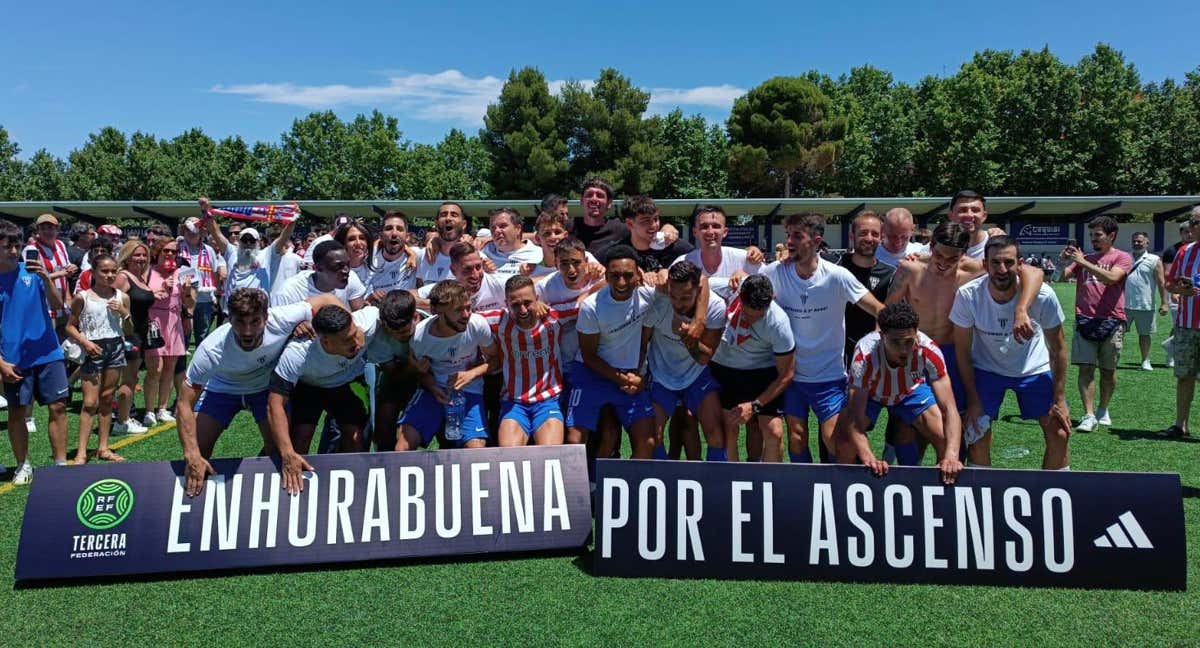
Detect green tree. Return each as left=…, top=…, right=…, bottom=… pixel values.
left=560, top=69, right=663, bottom=195
left=0, top=126, right=22, bottom=200
left=276, top=110, right=407, bottom=199
left=650, top=110, right=729, bottom=198
left=1127, top=72, right=1200, bottom=193
left=403, top=129, right=493, bottom=200
left=480, top=67, right=568, bottom=198
left=159, top=128, right=219, bottom=198
left=1074, top=43, right=1141, bottom=193
left=830, top=66, right=919, bottom=196
left=66, top=127, right=131, bottom=200
left=18, top=150, right=69, bottom=200
left=726, top=76, right=846, bottom=197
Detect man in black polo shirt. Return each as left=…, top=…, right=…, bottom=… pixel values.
left=614, top=194, right=693, bottom=270
left=568, top=177, right=629, bottom=259
left=838, top=211, right=895, bottom=364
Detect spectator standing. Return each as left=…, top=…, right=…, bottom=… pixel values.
left=1124, top=232, right=1169, bottom=370
left=65, top=222, right=94, bottom=291
left=1061, top=216, right=1132, bottom=432
left=1160, top=214, right=1200, bottom=438
left=178, top=217, right=225, bottom=346
left=142, top=239, right=195, bottom=428
left=1162, top=217, right=1197, bottom=368
left=112, top=240, right=153, bottom=434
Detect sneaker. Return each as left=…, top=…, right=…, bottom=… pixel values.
left=1097, top=410, right=1112, bottom=426
left=142, top=412, right=157, bottom=428
left=12, top=462, right=33, bottom=485
left=114, top=418, right=148, bottom=435
left=156, top=408, right=176, bottom=423
left=1141, top=360, right=1153, bottom=371
left=54, top=459, right=68, bottom=467
left=25, top=417, right=36, bottom=432
left=1076, top=414, right=1098, bottom=433
left=1158, top=425, right=1189, bottom=439
left=0, top=394, right=6, bottom=409
left=1167, top=358, right=1176, bottom=368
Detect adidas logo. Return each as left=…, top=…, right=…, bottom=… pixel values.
left=1092, top=511, right=1153, bottom=549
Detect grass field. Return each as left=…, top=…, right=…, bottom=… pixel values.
left=0, top=284, right=1197, bottom=646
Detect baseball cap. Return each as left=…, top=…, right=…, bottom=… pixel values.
left=184, top=217, right=202, bottom=233
left=475, top=228, right=492, bottom=239
left=239, top=227, right=261, bottom=241
left=35, top=214, right=59, bottom=226
left=97, top=224, right=123, bottom=237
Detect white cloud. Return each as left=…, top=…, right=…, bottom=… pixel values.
left=213, top=70, right=744, bottom=126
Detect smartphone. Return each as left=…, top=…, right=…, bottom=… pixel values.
left=23, top=248, right=38, bottom=264
left=1066, top=239, right=1077, bottom=249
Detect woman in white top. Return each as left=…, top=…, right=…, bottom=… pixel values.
left=64, top=254, right=131, bottom=463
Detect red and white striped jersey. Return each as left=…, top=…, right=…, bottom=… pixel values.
left=849, top=330, right=947, bottom=406
left=494, top=311, right=564, bottom=403
left=29, top=239, right=70, bottom=317
left=1168, top=242, right=1200, bottom=330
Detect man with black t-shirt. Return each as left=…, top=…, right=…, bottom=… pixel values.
left=615, top=195, right=693, bottom=270
left=838, top=211, right=894, bottom=364
left=568, top=177, right=629, bottom=259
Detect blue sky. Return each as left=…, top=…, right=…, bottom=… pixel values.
left=2, top=0, right=1197, bottom=158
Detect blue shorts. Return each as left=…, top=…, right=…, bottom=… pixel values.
left=564, top=364, right=654, bottom=432
left=196, top=389, right=269, bottom=427
left=399, top=389, right=489, bottom=447
left=938, top=343, right=967, bottom=411
left=784, top=378, right=847, bottom=423
left=650, top=366, right=720, bottom=416
left=501, top=399, right=564, bottom=435
left=4, top=361, right=69, bottom=407
left=976, top=369, right=1054, bottom=420
left=865, top=382, right=937, bottom=427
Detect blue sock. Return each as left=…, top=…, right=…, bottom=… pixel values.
left=789, top=448, right=813, bottom=463
left=706, top=447, right=727, bottom=461
left=653, top=444, right=669, bottom=460
left=896, top=442, right=920, bottom=466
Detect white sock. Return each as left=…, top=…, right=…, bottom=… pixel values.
left=1056, top=465, right=1070, bottom=471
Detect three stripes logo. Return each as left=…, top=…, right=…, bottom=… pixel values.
left=1093, top=511, right=1153, bottom=549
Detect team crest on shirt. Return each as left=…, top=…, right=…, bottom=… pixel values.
left=21, top=275, right=31, bottom=287
left=256, top=356, right=267, bottom=365
left=869, top=277, right=880, bottom=289
left=910, top=371, right=920, bottom=383
left=799, top=293, right=809, bottom=306
left=999, top=317, right=1009, bottom=328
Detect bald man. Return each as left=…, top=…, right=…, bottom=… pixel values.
left=876, top=208, right=929, bottom=267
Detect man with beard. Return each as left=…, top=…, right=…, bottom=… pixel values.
left=178, top=215, right=226, bottom=344
left=397, top=280, right=500, bottom=451
left=838, top=211, right=895, bottom=363
left=480, top=208, right=542, bottom=277
left=198, top=197, right=297, bottom=311
left=27, top=214, right=75, bottom=333
left=267, top=302, right=410, bottom=492
left=415, top=241, right=507, bottom=322
left=948, top=190, right=991, bottom=260
left=177, top=288, right=340, bottom=496
left=567, top=177, right=628, bottom=258
left=643, top=261, right=727, bottom=461
left=494, top=275, right=566, bottom=446
left=270, top=240, right=367, bottom=311
left=569, top=245, right=657, bottom=469
left=363, top=290, right=420, bottom=451
left=886, top=223, right=1045, bottom=463
left=1124, top=231, right=1169, bottom=371
left=366, top=211, right=421, bottom=300
left=676, top=205, right=764, bottom=302
left=837, top=302, right=963, bottom=485
left=418, top=202, right=472, bottom=284
left=950, top=236, right=1071, bottom=469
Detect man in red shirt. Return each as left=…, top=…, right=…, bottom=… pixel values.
left=1061, top=216, right=1132, bottom=432
left=1161, top=210, right=1200, bottom=438
left=28, top=214, right=75, bottom=331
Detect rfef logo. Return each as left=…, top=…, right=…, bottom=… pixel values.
left=76, top=479, right=134, bottom=530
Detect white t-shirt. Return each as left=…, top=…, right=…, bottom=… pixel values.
left=186, top=302, right=312, bottom=395
left=350, top=263, right=371, bottom=287
left=645, top=291, right=727, bottom=390
left=409, top=313, right=494, bottom=395
left=222, top=246, right=273, bottom=310
left=268, top=251, right=305, bottom=300
left=874, top=241, right=929, bottom=268
left=535, top=270, right=598, bottom=366
left=303, top=234, right=334, bottom=261
left=417, top=251, right=453, bottom=283
left=948, top=275, right=1065, bottom=377
left=712, top=300, right=795, bottom=370
left=269, top=270, right=368, bottom=309
left=965, top=232, right=989, bottom=261
left=368, top=246, right=420, bottom=293
left=416, top=272, right=507, bottom=315
left=576, top=286, right=657, bottom=370
left=762, top=258, right=869, bottom=383
left=481, top=241, right=543, bottom=277
left=274, top=307, right=380, bottom=388
left=674, top=247, right=761, bottom=302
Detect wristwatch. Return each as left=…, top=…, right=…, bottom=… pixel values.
left=751, top=400, right=764, bottom=415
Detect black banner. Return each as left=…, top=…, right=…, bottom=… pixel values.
left=594, top=461, right=1186, bottom=590
left=16, top=446, right=591, bottom=582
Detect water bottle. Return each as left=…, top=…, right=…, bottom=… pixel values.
left=444, top=389, right=465, bottom=441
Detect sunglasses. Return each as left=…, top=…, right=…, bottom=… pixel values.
left=162, top=248, right=179, bottom=255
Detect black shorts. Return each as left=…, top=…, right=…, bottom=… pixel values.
left=289, top=382, right=368, bottom=429
left=709, top=362, right=784, bottom=416
left=79, top=337, right=128, bottom=376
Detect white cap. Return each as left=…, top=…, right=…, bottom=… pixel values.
left=184, top=217, right=202, bottom=234
left=475, top=228, right=492, bottom=239
left=239, top=227, right=261, bottom=241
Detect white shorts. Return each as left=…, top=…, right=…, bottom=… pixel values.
left=1127, top=309, right=1157, bottom=336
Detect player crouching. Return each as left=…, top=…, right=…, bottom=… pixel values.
left=835, top=302, right=964, bottom=485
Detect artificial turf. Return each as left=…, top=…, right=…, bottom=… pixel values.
left=0, top=284, right=1197, bottom=646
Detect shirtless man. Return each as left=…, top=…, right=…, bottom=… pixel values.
left=887, top=222, right=1045, bottom=460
